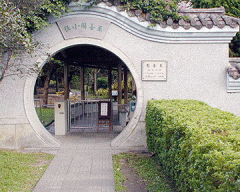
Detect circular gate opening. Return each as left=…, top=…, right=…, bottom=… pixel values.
left=34, top=44, right=137, bottom=135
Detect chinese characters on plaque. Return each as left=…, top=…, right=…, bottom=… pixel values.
left=57, top=17, right=110, bottom=40
left=142, top=60, right=167, bottom=81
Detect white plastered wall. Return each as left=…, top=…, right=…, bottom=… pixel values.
left=0, top=6, right=239, bottom=148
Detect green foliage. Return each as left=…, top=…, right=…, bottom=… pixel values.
left=0, top=0, right=34, bottom=52
left=71, top=75, right=81, bottom=89
left=97, top=77, right=108, bottom=89
left=191, top=0, right=240, bottom=17
left=24, top=0, right=72, bottom=33
left=0, top=0, right=72, bottom=51
left=0, top=149, right=54, bottom=191
left=96, top=88, right=109, bottom=97
left=230, top=32, right=240, bottom=57
left=0, top=0, right=73, bottom=82
left=146, top=99, right=240, bottom=191
left=96, top=0, right=186, bottom=22
left=125, top=0, right=181, bottom=21
left=112, top=82, right=123, bottom=90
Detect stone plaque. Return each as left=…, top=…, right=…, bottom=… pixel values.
left=57, top=17, right=111, bottom=40
left=142, top=60, right=167, bottom=81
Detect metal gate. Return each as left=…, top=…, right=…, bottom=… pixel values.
left=69, top=100, right=99, bottom=132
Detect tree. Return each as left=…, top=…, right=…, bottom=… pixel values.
left=190, top=0, right=239, bottom=16
left=0, top=0, right=72, bottom=84
left=40, top=59, right=62, bottom=106
left=0, top=0, right=36, bottom=83
left=230, top=33, right=240, bottom=57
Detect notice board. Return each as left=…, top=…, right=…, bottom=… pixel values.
left=98, top=101, right=111, bottom=119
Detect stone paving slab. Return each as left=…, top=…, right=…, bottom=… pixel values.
left=33, top=133, right=118, bottom=192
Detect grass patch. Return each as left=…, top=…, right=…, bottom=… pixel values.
left=113, top=152, right=176, bottom=192
left=35, top=108, right=54, bottom=126
left=113, top=154, right=127, bottom=192
left=0, top=149, right=54, bottom=192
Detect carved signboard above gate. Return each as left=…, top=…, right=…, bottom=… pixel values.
left=57, top=17, right=111, bottom=40
left=142, top=60, right=167, bottom=81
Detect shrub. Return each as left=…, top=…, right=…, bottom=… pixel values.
left=146, top=99, right=240, bottom=191
left=96, top=88, right=109, bottom=96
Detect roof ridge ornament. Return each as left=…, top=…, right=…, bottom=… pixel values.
left=179, top=7, right=226, bottom=15
left=228, top=58, right=240, bottom=80
left=227, top=65, right=240, bottom=80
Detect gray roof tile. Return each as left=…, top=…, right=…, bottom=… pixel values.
left=103, top=2, right=240, bottom=30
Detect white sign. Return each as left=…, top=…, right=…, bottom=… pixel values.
left=57, top=17, right=111, bottom=40
left=112, top=90, right=118, bottom=96
left=142, top=60, right=167, bottom=81
left=101, top=103, right=108, bottom=116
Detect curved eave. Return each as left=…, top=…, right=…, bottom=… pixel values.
left=49, top=2, right=239, bottom=44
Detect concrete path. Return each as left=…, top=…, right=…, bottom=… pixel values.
left=33, top=133, right=126, bottom=192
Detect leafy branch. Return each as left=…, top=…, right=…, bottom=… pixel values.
left=0, top=0, right=73, bottom=84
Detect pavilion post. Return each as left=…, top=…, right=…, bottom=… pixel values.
left=64, top=62, right=69, bottom=100
left=118, top=62, right=122, bottom=105
left=108, top=68, right=112, bottom=100
left=80, top=66, right=85, bottom=100
left=124, top=67, right=128, bottom=105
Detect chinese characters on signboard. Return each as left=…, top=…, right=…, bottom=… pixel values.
left=142, top=60, right=167, bottom=81
left=100, top=103, right=108, bottom=116
left=57, top=17, right=110, bottom=40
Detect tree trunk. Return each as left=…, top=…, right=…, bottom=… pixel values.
left=0, top=51, right=13, bottom=84
left=42, top=67, right=56, bottom=106
left=42, top=74, right=51, bottom=106
left=124, top=68, right=128, bottom=105
left=118, top=62, right=122, bottom=105
left=80, top=67, right=85, bottom=100
left=108, top=68, right=112, bottom=100
left=55, top=72, right=59, bottom=93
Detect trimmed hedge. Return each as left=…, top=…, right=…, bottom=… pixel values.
left=146, top=99, right=240, bottom=191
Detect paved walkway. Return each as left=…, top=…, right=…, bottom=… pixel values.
left=33, top=132, right=128, bottom=192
